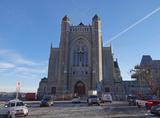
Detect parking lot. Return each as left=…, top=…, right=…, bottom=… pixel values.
left=0, top=101, right=160, bottom=118
left=23, top=101, right=159, bottom=118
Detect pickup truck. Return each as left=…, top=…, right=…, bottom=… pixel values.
left=136, top=96, right=160, bottom=109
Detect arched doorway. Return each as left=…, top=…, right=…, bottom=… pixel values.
left=74, top=81, right=85, bottom=96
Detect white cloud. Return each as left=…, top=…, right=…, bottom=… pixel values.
left=0, top=62, right=16, bottom=69
left=0, top=49, right=8, bottom=54
left=15, top=58, right=35, bottom=65
left=15, top=65, right=47, bottom=75
left=0, top=49, right=35, bottom=65
left=0, top=48, right=48, bottom=92
left=0, top=48, right=48, bottom=79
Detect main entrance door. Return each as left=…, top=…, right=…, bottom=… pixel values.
left=74, top=81, right=85, bottom=96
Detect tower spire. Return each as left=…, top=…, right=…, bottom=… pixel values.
left=62, top=15, right=70, bottom=22
left=49, top=42, right=53, bottom=58
left=92, top=14, right=101, bottom=21
left=50, top=42, right=53, bottom=49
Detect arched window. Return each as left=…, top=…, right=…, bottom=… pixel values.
left=84, top=47, right=88, bottom=66
left=72, top=40, right=88, bottom=67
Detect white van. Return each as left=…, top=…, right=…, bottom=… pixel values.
left=101, top=93, right=112, bottom=103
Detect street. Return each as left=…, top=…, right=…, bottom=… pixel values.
left=24, top=101, right=159, bottom=118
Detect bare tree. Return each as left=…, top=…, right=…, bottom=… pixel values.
left=131, top=65, right=157, bottom=95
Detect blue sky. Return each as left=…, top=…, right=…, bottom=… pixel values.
left=0, top=0, right=160, bottom=92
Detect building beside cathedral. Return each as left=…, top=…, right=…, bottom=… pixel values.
left=130, top=55, right=160, bottom=96
left=38, top=15, right=125, bottom=100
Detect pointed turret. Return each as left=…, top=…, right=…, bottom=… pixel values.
left=61, top=15, right=70, bottom=32
left=92, top=14, right=101, bottom=21
left=62, top=15, right=70, bottom=22
left=79, top=22, right=84, bottom=26
left=92, top=14, right=101, bottom=31
left=50, top=42, right=52, bottom=49
left=49, top=42, right=53, bottom=59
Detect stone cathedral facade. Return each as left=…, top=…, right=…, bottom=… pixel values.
left=38, top=15, right=125, bottom=100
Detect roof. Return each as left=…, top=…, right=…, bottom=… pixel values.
left=140, top=55, right=152, bottom=67
left=62, top=15, right=70, bottom=21
left=9, top=99, right=22, bottom=103
left=41, top=77, right=48, bottom=83
left=92, top=14, right=100, bottom=21
left=114, top=61, right=119, bottom=68
left=79, top=22, right=84, bottom=26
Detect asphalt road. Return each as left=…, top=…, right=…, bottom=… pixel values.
left=23, top=101, right=160, bottom=118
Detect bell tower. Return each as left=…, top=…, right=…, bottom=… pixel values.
left=57, top=16, right=70, bottom=95
left=91, top=14, right=103, bottom=89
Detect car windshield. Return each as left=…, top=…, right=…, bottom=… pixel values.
left=44, top=98, right=49, bottom=101
left=10, top=102, right=15, bottom=107
left=42, top=98, right=48, bottom=102
left=73, top=96, right=79, bottom=98
left=16, top=102, right=24, bottom=106
left=43, top=96, right=54, bottom=101
left=143, top=96, right=158, bottom=100
left=90, top=95, right=98, bottom=98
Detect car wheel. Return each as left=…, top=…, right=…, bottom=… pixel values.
left=137, top=103, right=141, bottom=108
left=128, top=102, right=131, bottom=105
left=7, top=113, right=12, bottom=118
left=145, top=103, right=150, bottom=110
left=24, top=113, right=28, bottom=117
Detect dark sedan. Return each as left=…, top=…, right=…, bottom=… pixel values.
left=150, top=104, right=160, bottom=116
left=40, top=95, right=54, bottom=107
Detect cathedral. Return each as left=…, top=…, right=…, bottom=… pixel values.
left=38, top=15, right=125, bottom=100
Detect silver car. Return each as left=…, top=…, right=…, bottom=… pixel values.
left=87, top=95, right=100, bottom=106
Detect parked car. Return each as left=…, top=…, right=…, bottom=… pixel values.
left=40, top=95, right=54, bottom=107
left=101, top=93, right=112, bottom=103
left=136, top=95, right=159, bottom=108
left=87, top=95, right=100, bottom=106
left=72, top=96, right=80, bottom=103
left=150, top=104, right=160, bottom=115
left=127, top=95, right=139, bottom=106
left=0, top=99, right=28, bottom=117
left=145, top=100, right=160, bottom=110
